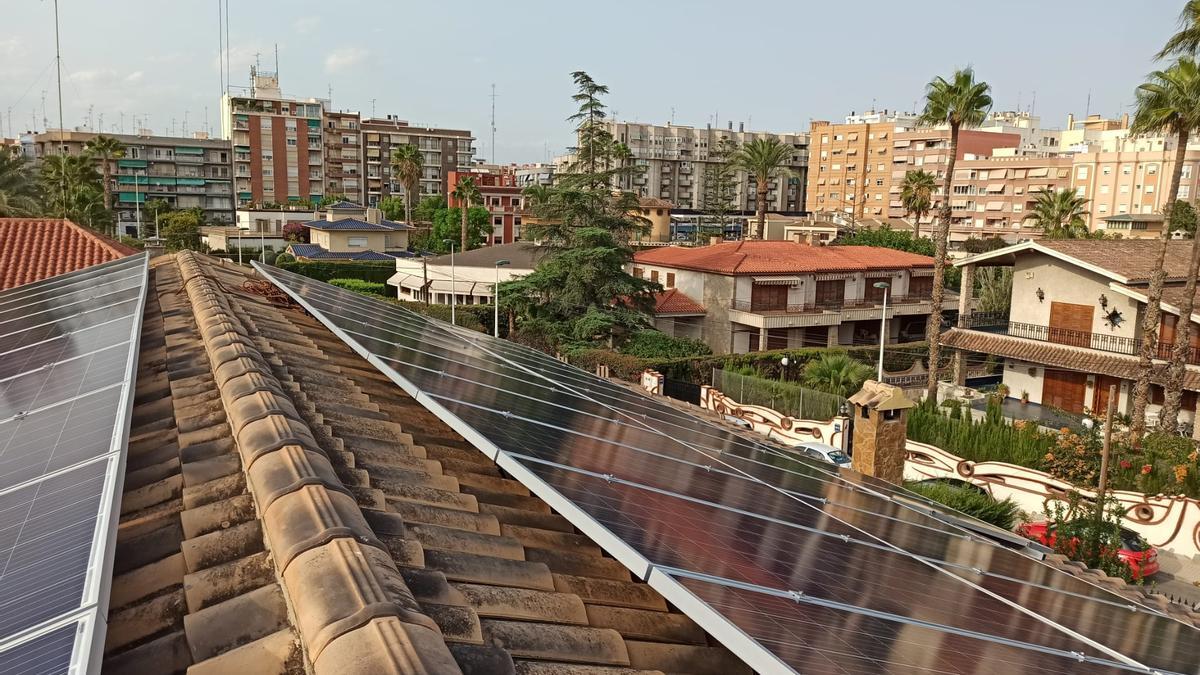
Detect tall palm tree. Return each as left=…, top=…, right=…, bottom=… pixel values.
left=917, top=67, right=992, bottom=402
left=451, top=176, right=481, bottom=250
left=1158, top=1, right=1200, bottom=59
left=734, top=137, right=792, bottom=239
left=84, top=135, right=124, bottom=216
left=899, top=169, right=936, bottom=238
left=0, top=153, right=41, bottom=217
left=1128, top=57, right=1200, bottom=434
left=1022, top=188, right=1091, bottom=238
left=389, top=144, right=422, bottom=228
left=40, top=154, right=102, bottom=220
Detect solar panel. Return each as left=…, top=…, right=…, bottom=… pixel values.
left=257, top=262, right=1200, bottom=675
left=0, top=254, right=147, bottom=674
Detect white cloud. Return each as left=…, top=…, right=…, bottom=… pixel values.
left=69, top=68, right=119, bottom=83
left=324, top=47, right=367, bottom=73
left=0, top=38, right=21, bottom=57
left=125, top=71, right=144, bottom=84
left=293, top=16, right=319, bottom=34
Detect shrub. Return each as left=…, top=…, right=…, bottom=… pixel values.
left=907, top=398, right=1056, bottom=467
left=275, top=259, right=396, bottom=284
left=802, top=353, right=874, bottom=397
left=620, top=330, right=711, bottom=359
left=905, top=480, right=1021, bottom=530
left=274, top=252, right=295, bottom=264
left=329, top=278, right=388, bottom=296
left=1043, top=492, right=1136, bottom=582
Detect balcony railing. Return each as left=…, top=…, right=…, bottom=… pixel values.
left=961, top=313, right=1140, bottom=357
left=731, top=294, right=935, bottom=314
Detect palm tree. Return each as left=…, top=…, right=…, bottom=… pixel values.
left=1158, top=1, right=1200, bottom=59
left=0, top=153, right=41, bottom=217
left=40, top=154, right=102, bottom=221
left=389, top=144, right=422, bottom=228
left=1022, top=188, right=1091, bottom=238
left=451, top=176, right=481, bottom=250
left=734, top=137, right=792, bottom=239
left=1128, top=57, right=1200, bottom=434
left=917, top=67, right=993, bottom=402
left=803, top=353, right=874, bottom=397
left=84, top=135, right=124, bottom=217
left=899, top=169, right=936, bottom=238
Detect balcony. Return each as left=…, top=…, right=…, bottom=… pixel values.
left=962, top=312, right=1141, bottom=357
left=728, top=293, right=949, bottom=329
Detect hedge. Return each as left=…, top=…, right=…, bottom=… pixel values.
left=329, top=278, right=388, bottom=296
left=904, top=480, right=1021, bottom=530
left=276, top=260, right=396, bottom=285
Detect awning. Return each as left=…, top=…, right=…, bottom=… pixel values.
left=814, top=272, right=855, bottom=281
left=986, top=201, right=1005, bottom=211
left=1028, top=167, right=1050, bottom=177
left=846, top=148, right=858, bottom=155
left=893, top=140, right=911, bottom=148
left=752, top=276, right=802, bottom=285
left=989, top=169, right=1008, bottom=179
left=388, top=272, right=488, bottom=295
left=817, top=178, right=826, bottom=185
left=986, top=183, right=1005, bottom=193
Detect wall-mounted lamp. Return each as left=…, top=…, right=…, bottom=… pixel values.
left=1035, top=287, right=1045, bottom=302
left=1098, top=293, right=1108, bottom=309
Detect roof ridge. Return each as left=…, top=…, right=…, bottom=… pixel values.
left=173, top=252, right=461, bottom=674
left=60, top=217, right=141, bottom=256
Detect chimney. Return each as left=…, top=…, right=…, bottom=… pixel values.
left=366, top=207, right=383, bottom=224
left=804, top=231, right=814, bottom=246
left=1066, top=113, right=1075, bottom=130
left=847, top=381, right=915, bottom=484
left=1121, top=112, right=1130, bottom=129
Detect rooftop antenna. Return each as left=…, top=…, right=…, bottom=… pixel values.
left=370, top=98, right=376, bottom=116
left=87, top=104, right=93, bottom=130
left=53, top=0, right=67, bottom=213
left=1030, top=90, right=1037, bottom=117
left=490, top=83, right=498, bottom=163
left=670, top=106, right=675, bottom=124
left=98, top=112, right=103, bottom=133
left=41, top=90, right=47, bottom=131
left=183, top=110, right=190, bottom=135
left=119, top=111, right=125, bottom=133
left=274, top=42, right=279, bottom=75
left=217, top=0, right=224, bottom=97
left=1085, top=89, right=1092, bottom=118
left=204, top=105, right=209, bottom=135
left=254, top=51, right=261, bottom=71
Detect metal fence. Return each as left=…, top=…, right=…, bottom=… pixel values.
left=712, top=369, right=847, bottom=422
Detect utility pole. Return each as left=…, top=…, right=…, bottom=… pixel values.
left=490, top=84, right=497, bottom=164
left=53, top=0, right=67, bottom=216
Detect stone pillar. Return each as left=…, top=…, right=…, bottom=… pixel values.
left=759, top=327, right=768, bottom=352
left=849, top=380, right=915, bottom=485
left=826, top=324, right=839, bottom=347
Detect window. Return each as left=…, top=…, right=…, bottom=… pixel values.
left=1122, top=166, right=1132, bottom=175
left=1102, top=166, right=1111, bottom=175
left=1184, top=165, right=1193, bottom=179
left=877, top=163, right=885, bottom=171
left=1098, top=204, right=1108, bottom=213
left=633, top=267, right=644, bottom=278
left=1146, top=185, right=1155, bottom=194
left=1076, top=186, right=1086, bottom=196
left=650, top=270, right=659, bottom=283
left=1120, top=184, right=1129, bottom=193
left=1147, top=164, right=1158, bottom=175
left=666, top=272, right=675, bottom=288
left=875, top=178, right=884, bottom=186
left=347, top=236, right=368, bottom=247
left=1181, top=186, right=1191, bottom=198
left=1100, top=185, right=1109, bottom=194
left=1076, top=166, right=1088, bottom=179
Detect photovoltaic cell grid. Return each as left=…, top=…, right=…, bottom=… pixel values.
left=0, top=254, right=147, bottom=674
left=256, top=263, right=1200, bottom=675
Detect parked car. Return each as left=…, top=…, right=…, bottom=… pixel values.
left=792, top=442, right=852, bottom=469
left=909, top=477, right=988, bottom=497
left=1016, top=519, right=1159, bottom=579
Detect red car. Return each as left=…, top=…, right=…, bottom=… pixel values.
left=1017, top=519, right=1159, bottom=580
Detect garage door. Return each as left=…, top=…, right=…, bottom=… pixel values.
left=1042, top=369, right=1087, bottom=414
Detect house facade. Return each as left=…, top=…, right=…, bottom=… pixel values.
left=388, top=241, right=542, bottom=303
left=632, top=240, right=951, bottom=354
left=945, top=239, right=1200, bottom=431
left=295, top=201, right=410, bottom=257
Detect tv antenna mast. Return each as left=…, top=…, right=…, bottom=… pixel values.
left=490, top=84, right=498, bottom=164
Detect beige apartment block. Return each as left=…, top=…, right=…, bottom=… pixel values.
left=601, top=121, right=808, bottom=212
left=1070, top=148, right=1200, bottom=232
left=806, top=120, right=895, bottom=220
left=362, top=116, right=475, bottom=207
left=943, top=156, right=1074, bottom=242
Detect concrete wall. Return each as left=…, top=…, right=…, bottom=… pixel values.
left=311, top=229, right=397, bottom=252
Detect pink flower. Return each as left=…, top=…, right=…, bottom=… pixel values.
left=1119, top=460, right=1133, bottom=470
left=1141, top=464, right=1153, bottom=475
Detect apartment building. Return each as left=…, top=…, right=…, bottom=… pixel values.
left=222, top=69, right=325, bottom=208
left=223, top=70, right=475, bottom=211
left=447, top=169, right=524, bottom=244
left=362, top=116, right=475, bottom=207
left=806, top=118, right=896, bottom=220
left=513, top=163, right=556, bottom=189
left=32, top=129, right=235, bottom=232
left=598, top=121, right=808, bottom=212
left=631, top=240, right=950, bottom=354
left=1070, top=144, right=1200, bottom=232
left=942, top=156, right=1073, bottom=242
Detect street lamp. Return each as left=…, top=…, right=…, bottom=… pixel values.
left=874, top=281, right=890, bottom=381
left=494, top=259, right=511, bottom=338
left=779, top=356, right=789, bottom=383
left=443, top=239, right=456, bottom=326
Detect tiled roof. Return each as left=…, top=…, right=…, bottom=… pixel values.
left=0, top=217, right=139, bottom=290
left=325, top=200, right=363, bottom=210
left=941, top=327, right=1200, bottom=391
left=425, top=242, right=547, bottom=270
left=634, top=240, right=934, bottom=275
left=637, top=197, right=674, bottom=209
left=1034, top=239, right=1195, bottom=284
left=104, top=252, right=746, bottom=675
left=653, top=288, right=706, bottom=315
left=287, top=243, right=398, bottom=261
left=303, top=218, right=410, bottom=231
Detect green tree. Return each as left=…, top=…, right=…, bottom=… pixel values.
left=159, top=207, right=203, bottom=251
left=917, top=67, right=993, bottom=401
left=379, top=196, right=406, bottom=221
left=389, top=144, right=422, bottom=227
left=975, top=267, right=1013, bottom=315
left=451, top=176, right=483, bottom=250
left=413, top=194, right=446, bottom=223
left=899, top=169, right=936, bottom=239
left=834, top=225, right=934, bottom=255
left=700, top=137, right=739, bottom=242
left=734, top=137, right=792, bottom=240
left=430, top=206, right=490, bottom=252
left=503, top=72, right=657, bottom=348
left=142, top=198, right=172, bottom=239
left=1129, top=57, right=1200, bottom=434
left=802, top=352, right=874, bottom=397
left=83, top=134, right=124, bottom=216
left=0, top=153, right=41, bottom=217
left=40, top=154, right=111, bottom=230
left=1023, top=188, right=1091, bottom=238
left=1158, top=1, right=1200, bottom=59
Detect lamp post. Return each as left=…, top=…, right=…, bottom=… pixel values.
left=443, top=239, right=456, bottom=326
left=779, top=356, right=789, bottom=383
left=494, top=259, right=511, bottom=338
left=874, top=281, right=890, bottom=381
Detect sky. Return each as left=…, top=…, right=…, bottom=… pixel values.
left=0, top=1, right=1185, bottom=164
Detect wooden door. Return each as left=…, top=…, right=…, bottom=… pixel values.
left=1048, top=302, right=1093, bottom=348
left=909, top=277, right=933, bottom=299
left=1092, top=375, right=1121, bottom=414
left=750, top=285, right=788, bottom=311
left=815, top=280, right=845, bottom=308
left=1042, top=369, right=1087, bottom=414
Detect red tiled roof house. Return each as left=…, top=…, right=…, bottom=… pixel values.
left=632, top=240, right=953, bottom=353
left=0, top=218, right=139, bottom=290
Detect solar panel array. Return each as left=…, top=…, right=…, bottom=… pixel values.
left=0, top=254, right=148, bottom=675
left=256, top=262, right=1200, bottom=675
